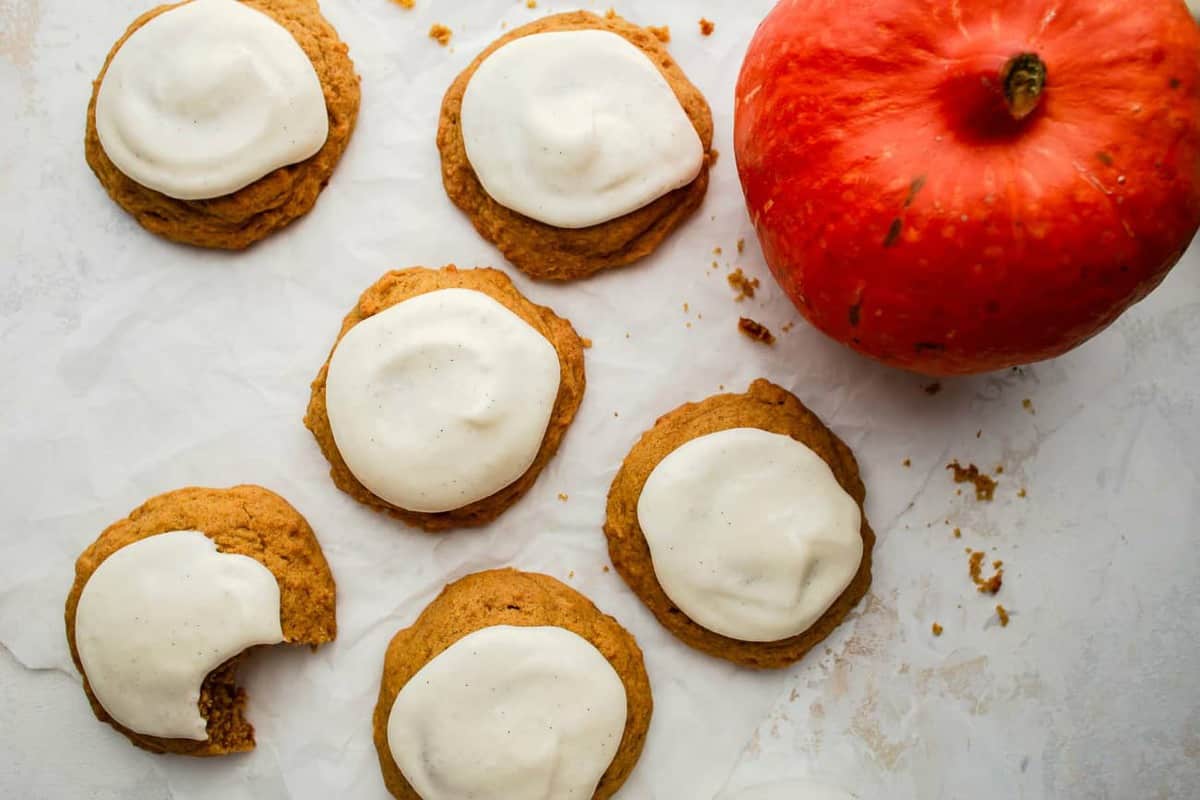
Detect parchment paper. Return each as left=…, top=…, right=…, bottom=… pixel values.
left=1, top=0, right=1198, bottom=798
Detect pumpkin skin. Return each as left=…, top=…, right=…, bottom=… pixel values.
left=734, top=0, right=1200, bottom=375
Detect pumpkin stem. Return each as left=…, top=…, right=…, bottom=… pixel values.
left=1000, top=53, right=1046, bottom=121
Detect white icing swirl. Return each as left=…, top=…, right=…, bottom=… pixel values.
left=460, top=29, right=704, bottom=228
left=73, top=530, right=284, bottom=740
left=95, top=0, right=329, bottom=200
left=387, top=625, right=627, bottom=800
left=324, top=288, right=561, bottom=513
left=637, top=428, right=863, bottom=642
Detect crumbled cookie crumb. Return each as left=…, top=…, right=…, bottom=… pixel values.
left=781, top=322, right=795, bottom=333
left=603, top=565, right=610, bottom=573
left=736, top=237, right=745, bottom=254
left=713, top=246, right=722, bottom=255
left=947, top=460, right=997, bottom=501
left=699, top=17, right=715, bottom=35
left=648, top=25, right=670, bottom=43
left=428, top=23, right=452, bottom=45
left=727, top=268, right=760, bottom=301
left=392, top=0, right=414, bottom=8
left=738, top=317, right=775, bottom=345
left=976, top=429, right=982, bottom=438
left=1022, top=398, right=1035, bottom=414
left=924, top=382, right=942, bottom=395
left=526, top=0, right=537, bottom=7
left=931, top=622, right=943, bottom=636
left=968, top=550, right=1003, bottom=594
left=581, top=337, right=593, bottom=349
left=711, top=260, right=719, bottom=269
left=605, top=8, right=617, bottom=19
left=1017, top=488, right=1027, bottom=498
left=995, top=605, right=1010, bottom=627
left=902, top=458, right=911, bottom=467
left=683, top=302, right=689, bottom=312
left=686, top=321, right=692, bottom=329
left=953, top=527, right=962, bottom=538
left=557, top=493, right=568, bottom=502
left=568, top=570, right=575, bottom=579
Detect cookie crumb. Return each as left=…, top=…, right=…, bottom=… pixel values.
left=711, top=260, right=719, bottom=269
left=624, top=332, right=630, bottom=339
left=718, top=384, right=725, bottom=390
left=976, top=429, right=982, bottom=438
left=923, top=382, right=942, bottom=395
left=902, top=458, right=911, bottom=467
left=605, top=7, right=617, bottom=19
left=727, top=268, right=760, bottom=301
left=699, top=17, right=715, bottom=35
left=648, top=25, right=670, bottom=43
left=968, top=550, right=1004, bottom=594
left=581, top=337, right=593, bottom=349
left=996, top=605, right=1010, bottom=627
left=737, top=237, right=745, bottom=253
left=525, top=0, right=537, bottom=7
left=738, top=317, right=775, bottom=345
left=713, top=246, right=722, bottom=255
left=686, top=321, right=692, bottom=329
left=931, top=622, right=943, bottom=636
left=1022, top=398, right=1035, bottom=414
left=1017, top=488, right=1027, bottom=498
left=568, top=570, right=575, bottom=579
left=683, top=302, right=689, bottom=312
left=603, top=565, right=610, bottom=573
left=557, top=493, right=568, bottom=502
left=947, top=460, right=997, bottom=501
left=428, top=23, right=452, bottom=46
left=392, top=0, right=414, bottom=8
left=781, top=321, right=796, bottom=333
left=613, top=411, right=619, bottom=417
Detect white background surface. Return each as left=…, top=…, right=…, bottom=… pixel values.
left=1, top=1, right=1198, bottom=798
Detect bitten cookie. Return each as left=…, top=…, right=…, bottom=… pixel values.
left=604, top=379, right=875, bottom=669
left=304, top=266, right=586, bottom=531
left=84, top=0, right=360, bottom=249
left=372, top=569, right=652, bottom=800
left=64, top=485, right=337, bottom=756
left=437, top=11, right=715, bottom=280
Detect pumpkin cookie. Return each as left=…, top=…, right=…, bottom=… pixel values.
left=85, top=0, right=360, bottom=249
left=604, top=379, right=875, bottom=669
left=304, top=266, right=586, bottom=531
left=437, top=11, right=715, bottom=280
left=64, top=485, right=336, bottom=755
left=372, top=569, right=652, bottom=800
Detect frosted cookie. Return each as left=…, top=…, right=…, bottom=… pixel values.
left=304, top=266, right=586, bottom=531
left=372, top=569, right=652, bottom=800
left=85, top=0, right=360, bottom=249
left=604, top=380, right=875, bottom=669
left=438, top=11, right=715, bottom=280
left=64, top=485, right=336, bottom=755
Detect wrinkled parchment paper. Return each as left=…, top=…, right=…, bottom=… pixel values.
left=1, top=0, right=1198, bottom=797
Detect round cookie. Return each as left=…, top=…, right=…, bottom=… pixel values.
left=604, top=379, right=875, bottom=669
left=372, top=568, right=652, bottom=800
left=437, top=11, right=715, bottom=281
left=304, top=265, right=586, bottom=532
left=84, top=0, right=360, bottom=249
left=64, top=485, right=337, bottom=755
